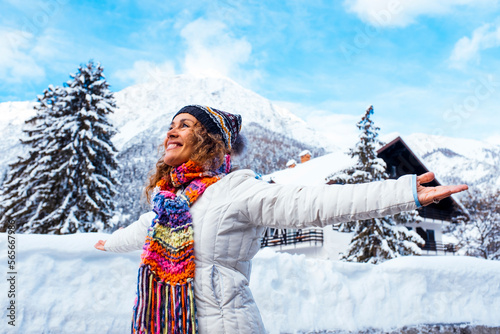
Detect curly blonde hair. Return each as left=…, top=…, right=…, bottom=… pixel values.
left=144, top=124, right=229, bottom=203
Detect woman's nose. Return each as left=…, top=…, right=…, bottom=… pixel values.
left=166, top=127, right=178, bottom=138
left=164, top=129, right=177, bottom=147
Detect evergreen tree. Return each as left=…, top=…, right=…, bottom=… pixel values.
left=0, top=61, right=119, bottom=234
left=451, top=189, right=500, bottom=260
left=0, top=85, right=62, bottom=233
left=326, top=106, right=424, bottom=264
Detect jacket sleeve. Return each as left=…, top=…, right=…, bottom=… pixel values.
left=104, top=212, right=155, bottom=253
left=231, top=172, right=419, bottom=229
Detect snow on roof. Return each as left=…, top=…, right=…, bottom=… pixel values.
left=264, top=151, right=355, bottom=186
left=286, top=159, right=297, bottom=167
left=298, top=149, right=311, bottom=157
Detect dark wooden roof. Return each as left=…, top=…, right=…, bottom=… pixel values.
left=377, top=136, right=468, bottom=222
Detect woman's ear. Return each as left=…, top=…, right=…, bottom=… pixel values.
left=231, top=133, right=246, bottom=156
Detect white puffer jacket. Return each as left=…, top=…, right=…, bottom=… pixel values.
left=105, top=170, right=419, bottom=334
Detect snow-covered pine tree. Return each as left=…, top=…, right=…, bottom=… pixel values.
left=452, top=188, right=500, bottom=260
left=0, top=61, right=119, bottom=234
left=0, top=85, right=63, bottom=233
left=326, top=106, right=424, bottom=264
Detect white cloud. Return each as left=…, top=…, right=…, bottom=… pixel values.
left=180, top=18, right=253, bottom=79
left=113, top=60, right=177, bottom=85
left=449, top=23, right=500, bottom=68
left=0, top=27, right=74, bottom=85
left=31, top=28, right=72, bottom=62
left=112, top=18, right=261, bottom=89
left=344, top=0, right=495, bottom=27
left=0, top=28, right=45, bottom=83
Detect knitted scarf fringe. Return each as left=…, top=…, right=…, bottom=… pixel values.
left=132, top=266, right=196, bottom=334
left=132, top=157, right=230, bottom=334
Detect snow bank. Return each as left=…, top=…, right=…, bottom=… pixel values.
left=1, top=233, right=499, bottom=334
left=252, top=249, right=500, bottom=333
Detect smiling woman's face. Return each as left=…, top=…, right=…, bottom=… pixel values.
left=163, top=113, right=198, bottom=167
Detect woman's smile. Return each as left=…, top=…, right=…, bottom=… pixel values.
left=163, top=113, right=198, bottom=166
left=166, top=143, right=181, bottom=150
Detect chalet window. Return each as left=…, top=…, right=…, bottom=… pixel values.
left=390, top=165, right=397, bottom=178
left=417, top=227, right=436, bottom=251
left=427, top=229, right=436, bottom=251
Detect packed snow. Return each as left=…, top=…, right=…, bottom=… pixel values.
left=1, top=232, right=499, bottom=334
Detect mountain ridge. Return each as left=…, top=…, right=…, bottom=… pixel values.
left=110, top=74, right=337, bottom=152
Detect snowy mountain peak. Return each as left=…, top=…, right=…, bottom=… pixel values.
left=404, top=133, right=499, bottom=163
left=111, top=74, right=335, bottom=151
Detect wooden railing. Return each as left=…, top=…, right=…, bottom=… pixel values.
left=260, top=229, right=324, bottom=248
left=331, top=224, right=458, bottom=256
left=261, top=226, right=457, bottom=256
left=421, top=241, right=457, bottom=255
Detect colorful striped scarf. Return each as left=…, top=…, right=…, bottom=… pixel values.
left=132, top=156, right=231, bottom=334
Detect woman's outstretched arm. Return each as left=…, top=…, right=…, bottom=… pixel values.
left=231, top=171, right=468, bottom=229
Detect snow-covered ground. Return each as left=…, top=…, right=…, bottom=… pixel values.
left=1, top=233, right=499, bottom=334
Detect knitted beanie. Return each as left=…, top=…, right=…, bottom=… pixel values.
left=174, top=105, right=243, bottom=152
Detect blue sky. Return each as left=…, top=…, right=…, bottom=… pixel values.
left=1, top=0, right=499, bottom=146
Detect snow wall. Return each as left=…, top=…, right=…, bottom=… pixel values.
left=1, top=233, right=499, bottom=334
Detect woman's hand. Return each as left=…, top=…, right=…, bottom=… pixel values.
left=94, top=240, right=107, bottom=251
left=416, top=172, right=468, bottom=206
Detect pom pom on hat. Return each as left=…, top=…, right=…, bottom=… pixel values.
left=231, top=132, right=246, bottom=156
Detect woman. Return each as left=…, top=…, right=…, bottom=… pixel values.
left=95, top=105, right=467, bottom=334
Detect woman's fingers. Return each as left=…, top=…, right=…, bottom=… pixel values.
left=416, top=171, right=435, bottom=185
left=416, top=172, right=468, bottom=206
left=94, top=240, right=107, bottom=251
